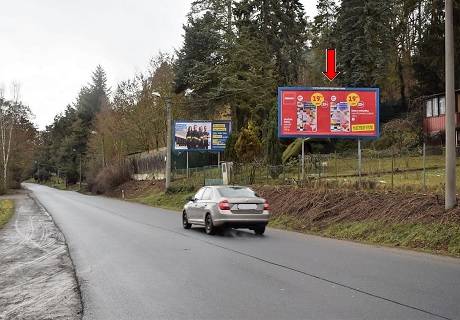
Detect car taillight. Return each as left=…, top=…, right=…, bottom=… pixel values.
left=219, top=199, right=231, bottom=210
left=264, top=200, right=270, bottom=211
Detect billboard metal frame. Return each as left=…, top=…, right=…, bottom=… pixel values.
left=278, top=87, right=380, bottom=140
left=173, top=120, right=232, bottom=152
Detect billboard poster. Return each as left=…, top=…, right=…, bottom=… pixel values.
left=278, top=87, right=379, bottom=139
left=211, top=121, right=231, bottom=150
left=174, top=120, right=232, bottom=151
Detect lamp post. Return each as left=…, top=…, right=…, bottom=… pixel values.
left=152, top=92, right=172, bottom=190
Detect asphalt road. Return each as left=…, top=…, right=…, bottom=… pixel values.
left=25, top=183, right=460, bottom=320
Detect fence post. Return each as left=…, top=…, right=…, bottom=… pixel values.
left=391, top=149, right=395, bottom=190
left=335, top=151, right=338, bottom=182
left=423, top=142, right=426, bottom=191
left=186, top=152, right=189, bottom=179
left=203, top=166, right=206, bottom=186
left=318, top=157, right=322, bottom=186
left=301, top=139, right=305, bottom=181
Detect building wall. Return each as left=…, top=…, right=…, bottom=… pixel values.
left=423, top=91, right=460, bottom=135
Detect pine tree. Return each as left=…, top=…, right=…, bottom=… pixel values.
left=174, top=11, right=225, bottom=116
left=336, top=0, right=393, bottom=87
left=234, top=0, right=309, bottom=86
left=311, top=0, right=338, bottom=47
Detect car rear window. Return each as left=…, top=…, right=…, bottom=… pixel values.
left=217, top=187, right=256, bottom=198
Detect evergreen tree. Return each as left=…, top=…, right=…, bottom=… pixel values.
left=221, top=25, right=277, bottom=130
left=412, top=0, right=460, bottom=95
left=174, top=11, right=225, bottom=116
left=311, top=0, right=338, bottom=48
left=234, top=0, right=309, bottom=86
left=336, top=0, right=393, bottom=87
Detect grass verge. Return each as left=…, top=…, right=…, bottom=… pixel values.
left=0, top=199, right=14, bottom=229
left=131, top=191, right=193, bottom=211
left=270, top=215, right=460, bottom=257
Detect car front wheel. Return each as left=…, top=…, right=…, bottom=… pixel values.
left=183, top=211, right=192, bottom=229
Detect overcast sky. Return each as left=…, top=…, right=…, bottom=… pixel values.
left=0, top=0, right=317, bottom=129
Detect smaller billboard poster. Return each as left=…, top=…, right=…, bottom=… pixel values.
left=174, top=120, right=232, bottom=151
left=278, top=87, right=379, bottom=139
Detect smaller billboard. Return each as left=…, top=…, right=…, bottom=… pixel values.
left=174, top=120, right=232, bottom=151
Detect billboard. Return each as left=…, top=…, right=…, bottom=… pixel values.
left=278, top=87, right=379, bottom=139
left=174, top=120, right=232, bottom=151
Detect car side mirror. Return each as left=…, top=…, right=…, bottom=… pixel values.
left=187, top=196, right=195, bottom=202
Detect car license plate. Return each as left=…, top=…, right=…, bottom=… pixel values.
left=238, top=204, right=257, bottom=210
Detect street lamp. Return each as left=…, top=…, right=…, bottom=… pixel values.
left=152, top=91, right=172, bottom=190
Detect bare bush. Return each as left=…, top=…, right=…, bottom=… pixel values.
left=89, top=163, right=132, bottom=194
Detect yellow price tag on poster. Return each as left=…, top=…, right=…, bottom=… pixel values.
left=347, top=93, right=360, bottom=107
left=352, top=124, right=375, bottom=132
left=310, top=93, right=324, bottom=107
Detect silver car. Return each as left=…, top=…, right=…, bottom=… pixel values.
left=182, top=186, right=270, bottom=235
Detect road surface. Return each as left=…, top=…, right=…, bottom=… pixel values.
left=26, top=183, right=460, bottom=320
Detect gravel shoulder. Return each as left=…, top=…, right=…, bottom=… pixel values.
left=0, top=190, right=82, bottom=320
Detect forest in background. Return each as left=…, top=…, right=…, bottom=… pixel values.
left=27, top=0, right=460, bottom=190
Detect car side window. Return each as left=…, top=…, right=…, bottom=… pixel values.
left=202, top=188, right=213, bottom=201
left=194, top=188, right=205, bottom=200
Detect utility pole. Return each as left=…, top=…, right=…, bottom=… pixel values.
left=165, top=98, right=172, bottom=190
left=445, top=0, right=456, bottom=209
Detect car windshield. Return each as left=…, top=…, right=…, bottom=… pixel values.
left=217, top=187, right=256, bottom=198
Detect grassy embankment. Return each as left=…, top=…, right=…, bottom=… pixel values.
left=119, top=181, right=460, bottom=257
left=0, top=199, right=14, bottom=229
left=132, top=189, right=194, bottom=211
left=270, top=216, right=460, bottom=257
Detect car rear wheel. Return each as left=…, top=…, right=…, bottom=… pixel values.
left=183, top=211, right=192, bottom=229
left=254, top=226, right=265, bottom=235
left=205, top=213, right=216, bottom=235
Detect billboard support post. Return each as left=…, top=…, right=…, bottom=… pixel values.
left=218, top=152, right=221, bottom=168
left=301, top=139, right=305, bottom=181
left=445, top=0, right=456, bottom=209
left=358, top=138, right=362, bottom=182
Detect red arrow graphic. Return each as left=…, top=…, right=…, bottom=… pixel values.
left=322, top=48, right=340, bottom=81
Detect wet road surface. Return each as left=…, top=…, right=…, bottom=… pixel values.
left=26, top=183, right=460, bottom=320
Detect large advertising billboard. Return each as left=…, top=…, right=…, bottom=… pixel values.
left=278, top=87, right=379, bottom=139
left=174, top=120, right=232, bottom=151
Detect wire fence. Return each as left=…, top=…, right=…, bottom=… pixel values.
left=169, top=145, right=459, bottom=193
